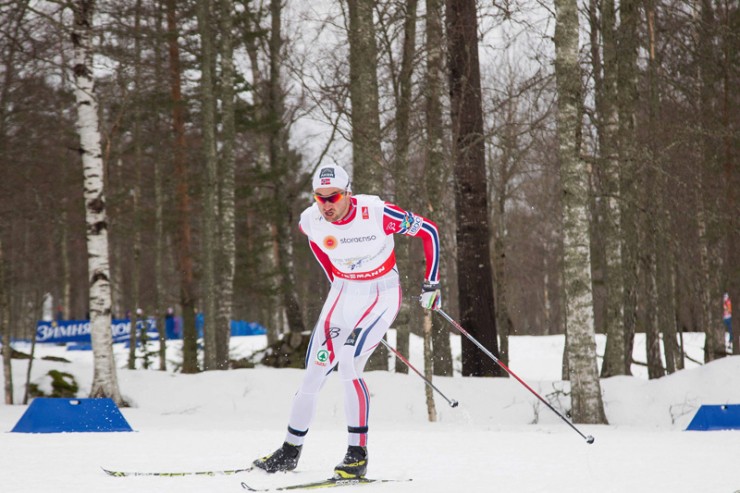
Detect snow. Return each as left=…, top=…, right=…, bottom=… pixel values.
left=2, top=332, right=739, bottom=493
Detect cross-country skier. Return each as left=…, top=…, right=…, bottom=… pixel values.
left=253, top=164, right=442, bottom=479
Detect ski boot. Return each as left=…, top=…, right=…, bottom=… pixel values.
left=253, top=442, right=302, bottom=473
left=333, top=445, right=368, bottom=479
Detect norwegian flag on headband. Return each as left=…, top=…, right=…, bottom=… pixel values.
left=321, top=178, right=331, bottom=185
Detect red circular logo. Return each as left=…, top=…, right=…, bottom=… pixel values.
left=323, top=235, right=338, bottom=250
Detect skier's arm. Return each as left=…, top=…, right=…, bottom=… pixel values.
left=382, top=203, right=440, bottom=283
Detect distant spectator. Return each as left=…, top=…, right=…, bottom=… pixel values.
left=723, top=293, right=732, bottom=348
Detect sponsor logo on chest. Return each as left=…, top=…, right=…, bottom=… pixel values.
left=340, top=235, right=377, bottom=244
left=323, top=235, right=338, bottom=249
left=321, top=234, right=378, bottom=249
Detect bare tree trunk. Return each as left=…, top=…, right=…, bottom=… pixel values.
left=593, top=0, right=627, bottom=378
left=128, top=0, right=144, bottom=371
left=23, top=294, right=38, bottom=404
left=490, top=94, right=517, bottom=366
left=644, top=0, right=671, bottom=378
left=554, top=0, right=607, bottom=423
left=695, top=0, right=725, bottom=363
left=154, top=152, right=167, bottom=370
left=1, top=239, right=11, bottom=404
left=636, top=19, right=662, bottom=379
left=616, top=0, right=640, bottom=376
left=72, top=0, right=123, bottom=404
left=393, top=0, right=418, bottom=374
left=153, top=2, right=168, bottom=371
left=492, top=212, right=511, bottom=366
left=423, top=311, right=437, bottom=421
left=166, top=0, right=198, bottom=373
left=424, top=0, right=453, bottom=376
left=197, top=0, right=220, bottom=371
left=695, top=188, right=720, bottom=361
left=61, top=198, right=72, bottom=320
left=216, top=0, right=237, bottom=369
left=446, top=0, right=501, bottom=377
left=57, top=20, right=73, bottom=322
left=639, top=175, right=664, bottom=379
left=347, top=0, right=384, bottom=196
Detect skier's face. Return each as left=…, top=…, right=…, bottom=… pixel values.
left=314, top=187, right=351, bottom=223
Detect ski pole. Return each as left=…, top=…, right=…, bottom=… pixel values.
left=434, top=308, right=595, bottom=444
left=379, top=338, right=459, bottom=408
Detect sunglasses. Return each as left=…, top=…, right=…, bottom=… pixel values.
left=314, top=191, right=346, bottom=204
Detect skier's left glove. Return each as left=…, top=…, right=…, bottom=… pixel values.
left=419, top=281, right=442, bottom=310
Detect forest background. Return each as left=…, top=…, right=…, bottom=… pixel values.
left=0, top=0, right=737, bottom=417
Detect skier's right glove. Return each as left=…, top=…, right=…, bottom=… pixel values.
left=419, top=281, right=442, bottom=310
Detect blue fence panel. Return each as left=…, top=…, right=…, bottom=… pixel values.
left=11, top=398, right=133, bottom=433
left=686, top=404, right=740, bottom=431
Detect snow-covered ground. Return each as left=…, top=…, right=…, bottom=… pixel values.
left=1, top=331, right=739, bottom=493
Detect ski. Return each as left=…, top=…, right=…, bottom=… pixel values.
left=102, top=466, right=254, bottom=477
left=241, top=477, right=412, bottom=491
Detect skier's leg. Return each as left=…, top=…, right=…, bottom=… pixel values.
left=285, top=283, right=353, bottom=445
left=338, top=282, right=401, bottom=445
left=254, top=284, right=352, bottom=473
left=333, top=283, right=400, bottom=478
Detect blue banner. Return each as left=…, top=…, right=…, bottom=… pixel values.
left=35, top=319, right=158, bottom=344
left=193, top=315, right=267, bottom=337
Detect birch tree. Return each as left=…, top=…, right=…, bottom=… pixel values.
left=554, top=0, right=606, bottom=422
left=592, top=0, right=627, bottom=378
left=71, top=0, right=123, bottom=404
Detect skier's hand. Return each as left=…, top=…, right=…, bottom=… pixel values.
left=419, top=281, right=442, bottom=310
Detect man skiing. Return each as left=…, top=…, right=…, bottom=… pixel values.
left=253, top=164, right=441, bottom=479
